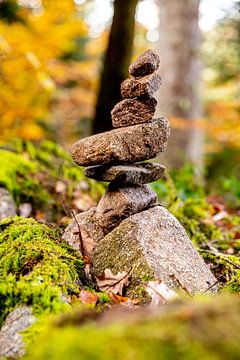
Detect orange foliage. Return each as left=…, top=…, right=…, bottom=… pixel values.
left=0, top=0, right=104, bottom=145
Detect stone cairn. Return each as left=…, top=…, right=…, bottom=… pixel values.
left=64, top=49, right=217, bottom=296
left=71, top=50, right=169, bottom=234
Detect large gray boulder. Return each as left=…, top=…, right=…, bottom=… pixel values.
left=93, top=206, right=217, bottom=297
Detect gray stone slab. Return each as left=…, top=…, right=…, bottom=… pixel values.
left=0, top=307, right=35, bottom=359
left=121, top=73, right=161, bottom=99
left=72, top=117, right=170, bottom=167
left=129, top=49, right=160, bottom=77
left=84, top=162, right=165, bottom=184
left=0, top=187, right=16, bottom=220
left=111, top=97, right=157, bottom=128
left=93, top=206, right=217, bottom=296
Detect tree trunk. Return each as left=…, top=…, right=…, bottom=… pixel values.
left=92, top=0, right=138, bottom=134
left=156, top=0, right=203, bottom=168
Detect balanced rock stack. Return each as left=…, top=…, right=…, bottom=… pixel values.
left=71, top=49, right=169, bottom=234
left=64, top=50, right=217, bottom=297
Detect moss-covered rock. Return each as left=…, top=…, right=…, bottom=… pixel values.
left=93, top=206, right=217, bottom=299
left=23, top=294, right=240, bottom=360
left=0, top=216, right=86, bottom=326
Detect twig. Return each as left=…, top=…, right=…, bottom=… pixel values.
left=170, top=274, right=193, bottom=297
left=201, top=249, right=240, bottom=269
left=204, top=280, right=219, bottom=293
left=71, top=211, right=84, bottom=256
left=60, top=198, right=70, bottom=217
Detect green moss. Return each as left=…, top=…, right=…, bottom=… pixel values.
left=97, top=292, right=110, bottom=304
left=0, top=216, right=86, bottom=326
left=24, top=294, right=240, bottom=360
left=0, top=140, right=105, bottom=221
left=0, top=149, right=48, bottom=206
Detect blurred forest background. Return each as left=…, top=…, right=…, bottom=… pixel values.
left=0, top=2, right=240, bottom=345
left=0, top=0, right=239, bottom=208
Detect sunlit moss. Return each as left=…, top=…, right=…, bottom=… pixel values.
left=0, top=216, right=85, bottom=326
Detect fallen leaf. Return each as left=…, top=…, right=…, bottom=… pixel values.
left=108, top=292, right=130, bottom=304
left=79, top=290, right=98, bottom=305
left=212, top=210, right=228, bottom=222
left=55, top=181, right=67, bottom=193
left=96, top=269, right=130, bottom=295
left=73, top=227, right=97, bottom=258
left=145, top=280, right=178, bottom=306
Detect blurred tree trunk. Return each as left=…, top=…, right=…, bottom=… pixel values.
left=156, top=0, right=203, bottom=169
left=92, top=0, right=138, bottom=134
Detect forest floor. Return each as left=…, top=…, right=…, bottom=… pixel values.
left=0, top=140, right=239, bottom=359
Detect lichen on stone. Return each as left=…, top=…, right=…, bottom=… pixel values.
left=0, top=216, right=85, bottom=326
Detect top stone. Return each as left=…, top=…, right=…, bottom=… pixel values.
left=129, top=49, right=160, bottom=77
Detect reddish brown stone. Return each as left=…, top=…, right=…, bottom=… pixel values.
left=71, top=117, right=170, bottom=167
left=111, top=97, right=157, bottom=128
left=96, top=184, right=157, bottom=234
left=129, top=49, right=160, bottom=77
left=121, top=73, right=161, bottom=99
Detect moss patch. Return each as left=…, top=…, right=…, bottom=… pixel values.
left=23, top=294, right=240, bottom=360
left=0, top=216, right=86, bottom=326
left=0, top=140, right=105, bottom=221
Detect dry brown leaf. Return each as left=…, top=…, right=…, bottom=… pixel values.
left=145, top=280, right=178, bottom=306
left=107, top=292, right=130, bottom=304
left=96, top=268, right=130, bottom=295
left=79, top=290, right=98, bottom=305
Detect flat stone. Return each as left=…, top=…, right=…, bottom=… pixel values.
left=84, top=162, right=165, bottom=184
left=0, top=187, right=16, bottom=220
left=129, top=49, right=160, bottom=77
left=72, top=117, right=170, bottom=166
left=121, top=73, right=161, bottom=99
left=111, top=96, right=157, bottom=128
left=93, top=206, right=218, bottom=297
left=96, top=184, right=157, bottom=234
left=62, top=207, right=104, bottom=257
left=0, top=307, right=35, bottom=359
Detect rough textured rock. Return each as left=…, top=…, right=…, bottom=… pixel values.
left=121, top=73, right=161, bottom=99
left=0, top=187, right=16, bottom=220
left=93, top=206, right=217, bottom=297
left=0, top=307, right=35, bottom=359
left=84, top=162, right=165, bottom=184
left=72, top=117, right=170, bottom=166
left=96, top=184, right=157, bottom=234
left=111, top=96, right=157, bottom=128
left=129, top=49, right=160, bottom=77
left=62, top=207, right=104, bottom=257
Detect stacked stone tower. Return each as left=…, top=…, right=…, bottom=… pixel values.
left=71, top=50, right=170, bottom=234
left=64, top=50, right=217, bottom=296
